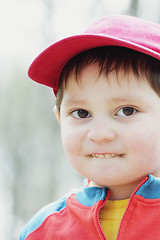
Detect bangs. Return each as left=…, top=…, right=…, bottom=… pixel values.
left=56, top=46, right=160, bottom=110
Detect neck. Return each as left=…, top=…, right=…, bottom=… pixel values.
left=89, top=176, right=148, bottom=200
left=108, top=186, right=134, bottom=200
left=108, top=178, right=147, bottom=200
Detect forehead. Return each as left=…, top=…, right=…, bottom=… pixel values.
left=58, top=46, right=153, bottom=92
left=61, top=62, right=154, bottom=105
left=63, top=62, right=146, bottom=91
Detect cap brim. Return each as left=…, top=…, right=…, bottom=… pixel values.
left=28, top=33, right=160, bottom=95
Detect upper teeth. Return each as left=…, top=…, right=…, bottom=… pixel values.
left=92, top=153, right=117, bottom=159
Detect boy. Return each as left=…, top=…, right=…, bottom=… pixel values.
left=20, top=15, right=160, bottom=239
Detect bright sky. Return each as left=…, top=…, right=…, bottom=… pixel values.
left=0, top=0, right=45, bottom=58
left=0, top=0, right=131, bottom=62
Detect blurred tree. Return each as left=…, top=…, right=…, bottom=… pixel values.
left=128, top=0, right=139, bottom=16
left=5, top=65, right=81, bottom=240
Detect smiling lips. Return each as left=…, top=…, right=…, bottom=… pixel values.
left=91, top=153, right=123, bottom=159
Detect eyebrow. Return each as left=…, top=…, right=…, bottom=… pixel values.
left=62, top=98, right=87, bottom=106
left=62, top=95, right=145, bottom=107
left=111, top=96, right=141, bottom=102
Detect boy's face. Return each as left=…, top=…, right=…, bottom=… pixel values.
left=58, top=63, right=160, bottom=199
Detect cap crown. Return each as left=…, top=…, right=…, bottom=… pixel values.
left=28, top=15, right=160, bottom=95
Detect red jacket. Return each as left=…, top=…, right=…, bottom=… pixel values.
left=19, top=175, right=160, bottom=240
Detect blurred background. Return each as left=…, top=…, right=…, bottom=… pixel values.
left=0, top=0, right=160, bottom=239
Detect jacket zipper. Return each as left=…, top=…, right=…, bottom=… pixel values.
left=96, top=190, right=110, bottom=240
left=116, top=176, right=149, bottom=240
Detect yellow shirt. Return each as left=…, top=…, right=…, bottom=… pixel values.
left=99, top=199, right=129, bottom=240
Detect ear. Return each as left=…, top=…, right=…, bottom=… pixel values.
left=54, top=105, right=61, bottom=124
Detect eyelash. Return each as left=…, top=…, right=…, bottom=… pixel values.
left=70, top=106, right=138, bottom=119
left=115, top=106, right=138, bottom=117
left=70, top=109, right=91, bottom=119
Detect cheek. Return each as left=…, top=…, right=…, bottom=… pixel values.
left=125, top=126, right=160, bottom=164
left=61, top=124, right=83, bottom=157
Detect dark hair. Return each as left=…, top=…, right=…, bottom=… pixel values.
left=56, top=46, right=160, bottom=111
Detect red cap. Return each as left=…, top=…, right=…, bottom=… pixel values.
left=28, top=15, right=160, bottom=96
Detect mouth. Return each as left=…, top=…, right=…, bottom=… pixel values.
left=91, top=153, right=124, bottom=159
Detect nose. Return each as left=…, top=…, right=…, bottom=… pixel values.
left=87, top=117, right=117, bottom=143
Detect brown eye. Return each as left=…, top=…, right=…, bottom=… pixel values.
left=116, top=107, right=137, bottom=117
left=122, top=107, right=135, bottom=116
left=72, top=109, right=91, bottom=119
